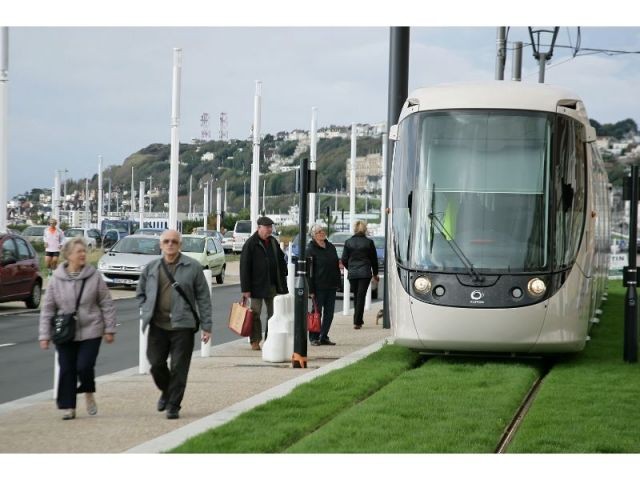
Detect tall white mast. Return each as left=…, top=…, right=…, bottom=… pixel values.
left=168, top=48, right=182, bottom=230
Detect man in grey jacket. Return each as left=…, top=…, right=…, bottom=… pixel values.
left=136, top=229, right=212, bottom=419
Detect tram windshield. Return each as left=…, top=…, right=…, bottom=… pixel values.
left=392, top=110, right=552, bottom=273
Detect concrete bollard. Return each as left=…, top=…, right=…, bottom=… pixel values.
left=262, top=294, right=294, bottom=363
left=53, top=351, right=59, bottom=399
left=343, top=267, right=350, bottom=316
left=139, top=310, right=150, bottom=374
left=201, top=269, right=213, bottom=357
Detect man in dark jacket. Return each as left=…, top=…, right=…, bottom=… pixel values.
left=240, top=216, right=288, bottom=350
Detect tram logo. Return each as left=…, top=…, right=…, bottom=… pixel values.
left=470, top=290, right=485, bottom=304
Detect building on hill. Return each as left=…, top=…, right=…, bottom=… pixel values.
left=346, top=153, right=383, bottom=193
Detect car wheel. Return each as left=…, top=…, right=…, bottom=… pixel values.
left=216, top=265, right=225, bottom=284
left=25, top=282, right=42, bottom=309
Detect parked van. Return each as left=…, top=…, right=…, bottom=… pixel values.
left=232, top=220, right=252, bottom=253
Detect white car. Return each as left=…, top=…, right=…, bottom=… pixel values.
left=64, top=227, right=101, bottom=250
left=97, top=234, right=161, bottom=287
left=222, top=230, right=234, bottom=253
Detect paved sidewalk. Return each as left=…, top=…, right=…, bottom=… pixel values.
left=0, top=302, right=390, bottom=453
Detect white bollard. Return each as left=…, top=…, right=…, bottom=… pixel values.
left=53, top=350, right=59, bottom=399
left=343, top=267, right=350, bottom=316
left=201, top=269, right=213, bottom=357
left=139, top=313, right=150, bottom=374
left=287, top=242, right=295, bottom=294
left=365, top=279, right=372, bottom=311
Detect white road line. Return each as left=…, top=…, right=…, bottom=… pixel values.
left=0, top=343, right=17, bottom=348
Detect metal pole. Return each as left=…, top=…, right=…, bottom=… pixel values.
left=97, top=155, right=103, bottom=228
left=224, top=179, right=228, bottom=214
left=203, top=184, right=209, bottom=231
left=262, top=178, right=266, bottom=215
left=188, top=175, right=192, bottom=217
left=131, top=166, right=135, bottom=214
left=495, top=27, right=506, bottom=80
left=251, top=81, right=262, bottom=227
left=349, top=123, right=356, bottom=229
left=84, top=179, right=89, bottom=228
left=538, top=52, right=547, bottom=84
left=624, top=166, right=639, bottom=363
left=293, top=156, right=309, bottom=368
left=53, top=171, right=61, bottom=222
left=511, top=41, right=523, bottom=81
left=216, top=186, right=222, bottom=230
left=309, top=106, right=318, bottom=225
left=168, top=48, right=182, bottom=231
left=380, top=133, right=388, bottom=231
left=384, top=26, right=410, bottom=330
left=0, top=27, right=8, bottom=233
left=108, top=178, right=112, bottom=215
left=139, top=181, right=145, bottom=229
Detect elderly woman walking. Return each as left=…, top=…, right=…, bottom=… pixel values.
left=341, top=220, right=379, bottom=329
left=39, top=237, right=116, bottom=420
left=306, top=224, right=341, bottom=346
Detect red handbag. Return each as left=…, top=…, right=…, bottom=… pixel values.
left=307, top=298, right=321, bottom=333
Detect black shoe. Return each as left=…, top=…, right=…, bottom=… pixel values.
left=320, top=338, right=336, bottom=346
left=157, top=395, right=167, bottom=412
left=166, top=407, right=180, bottom=420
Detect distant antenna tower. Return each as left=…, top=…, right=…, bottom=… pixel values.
left=219, top=112, right=229, bottom=141
left=200, top=113, right=211, bottom=142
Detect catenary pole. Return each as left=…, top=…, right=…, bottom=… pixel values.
left=309, top=107, right=318, bottom=226
left=349, top=123, right=356, bottom=228
left=384, top=27, right=410, bottom=330
left=624, top=166, right=639, bottom=362
left=251, top=81, right=262, bottom=227
left=168, top=47, right=182, bottom=230
left=0, top=27, right=8, bottom=232
left=98, top=155, right=103, bottom=228
left=495, top=27, right=506, bottom=80
left=511, top=41, right=523, bottom=81
left=293, top=156, right=310, bottom=368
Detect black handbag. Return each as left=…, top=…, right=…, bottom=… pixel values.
left=50, top=278, right=86, bottom=345
left=160, top=259, right=201, bottom=332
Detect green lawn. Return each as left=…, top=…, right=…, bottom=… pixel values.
left=508, top=284, right=640, bottom=453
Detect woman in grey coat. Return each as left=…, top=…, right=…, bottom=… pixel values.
left=39, top=237, right=117, bottom=420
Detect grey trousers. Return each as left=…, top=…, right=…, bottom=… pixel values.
left=249, top=286, right=276, bottom=343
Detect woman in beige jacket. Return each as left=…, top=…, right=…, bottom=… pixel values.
left=39, top=237, right=116, bottom=420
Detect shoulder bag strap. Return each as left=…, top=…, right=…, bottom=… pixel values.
left=160, top=258, right=201, bottom=327
left=74, top=278, right=87, bottom=314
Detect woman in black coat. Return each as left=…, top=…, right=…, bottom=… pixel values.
left=341, top=220, right=379, bottom=329
left=307, top=224, right=341, bottom=346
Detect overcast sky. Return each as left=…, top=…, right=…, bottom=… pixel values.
left=4, top=4, right=640, bottom=197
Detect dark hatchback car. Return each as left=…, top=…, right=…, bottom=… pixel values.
left=0, top=232, right=43, bottom=308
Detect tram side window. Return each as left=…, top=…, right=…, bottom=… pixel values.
left=392, top=114, right=420, bottom=264
left=553, top=116, right=586, bottom=268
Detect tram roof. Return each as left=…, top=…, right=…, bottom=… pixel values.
left=404, top=81, right=589, bottom=121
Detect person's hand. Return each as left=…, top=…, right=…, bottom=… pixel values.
left=39, top=340, right=49, bottom=350
left=373, top=275, right=380, bottom=283
left=310, top=293, right=315, bottom=298
left=104, top=333, right=115, bottom=344
left=242, top=292, right=251, bottom=299
left=201, top=331, right=211, bottom=344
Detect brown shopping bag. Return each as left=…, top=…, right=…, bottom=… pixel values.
left=307, top=297, right=321, bottom=333
left=228, top=297, right=254, bottom=337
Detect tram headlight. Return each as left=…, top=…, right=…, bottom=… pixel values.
left=527, top=278, right=546, bottom=297
left=414, top=276, right=432, bottom=293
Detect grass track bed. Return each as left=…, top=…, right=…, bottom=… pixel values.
left=287, top=359, right=539, bottom=453
left=508, top=284, right=640, bottom=453
left=170, top=345, right=420, bottom=453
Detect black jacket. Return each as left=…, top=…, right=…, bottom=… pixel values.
left=341, top=233, right=378, bottom=280
left=307, top=239, right=341, bottom=293
left=240, top=232, right=289, bottom=298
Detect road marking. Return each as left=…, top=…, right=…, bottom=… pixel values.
left=0, top=343, right=17, bottom=348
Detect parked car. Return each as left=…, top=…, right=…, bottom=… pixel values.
left=232, top=220, right=252, bottom=253
left=290, top=233, right=312, bottom=262
left=221, top=230, right=234, bottom=253
left=371, top=235, right=386, bottom=273
left=0, top=232, right=43, bottom=308
left=63, top=227, right=101, bottom=250
left=180, top=234, right=226, bottom=284
left=102, top=229, right=125, bottom=251
left=20, top=225, right=47, bottom=243
left=193, top=228, right=224, bottom=243
left=97, top=234, right=161, bottom=287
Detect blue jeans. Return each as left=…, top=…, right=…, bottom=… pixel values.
left=309, top=288, right=337, bottom=342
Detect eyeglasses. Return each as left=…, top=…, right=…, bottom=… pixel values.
left=162, top=239, right=179, bottom=245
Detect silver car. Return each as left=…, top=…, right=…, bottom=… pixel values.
left=97, top=234, right=161, bottom=287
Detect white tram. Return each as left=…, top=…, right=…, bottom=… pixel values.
left=388, top=81, right=610, bottom=354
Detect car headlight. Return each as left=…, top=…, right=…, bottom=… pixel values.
left=98, top=261, right=107, bottom=270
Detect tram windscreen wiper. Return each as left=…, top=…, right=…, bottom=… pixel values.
left=428, top=206, right=483, bottom=283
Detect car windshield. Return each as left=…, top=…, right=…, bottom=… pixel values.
left=24, top=226, right=46, bottom=235
left=224, top=231, right=233, bottom=238
left=328, top=232, right=351, bottom=244
left=235, top=221, right=251, bottom=233
left=66, top=229, right=83, bottom=237
left=372, top=236, right=385, bottom=249
left=181, top=237, right=205, bottom=253
left=111, top=237, right=160, bottom=255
